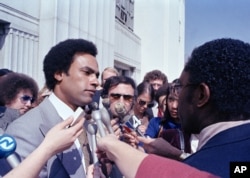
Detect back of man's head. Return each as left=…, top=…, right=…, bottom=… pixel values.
left=184, top=38, right=250, bottom=121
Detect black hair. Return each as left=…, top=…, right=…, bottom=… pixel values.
left=184, top=38, right=250, bottom=121
left=101, top=76, right=137, bottom=98
left=136, top=82, right=154, bottom=101
left=0, top=72, right=38, bottom=106
left=161, top=79, right=180, bottom=125
left=0, top=68, right=13, bottom=77
left=154, top=83, right=169, bottom=103
left=43, top=39, right=98, bottom=90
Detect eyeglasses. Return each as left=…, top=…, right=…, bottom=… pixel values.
left=137, top=99, right=154, bottom=108
left=171, top=83, right=197, bottom=95
left=109, top=93, right=134, bottom=102
left=20, top=95, right=35, bottom=104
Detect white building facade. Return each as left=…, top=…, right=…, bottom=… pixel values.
left=0, top=0, right=184, bottom=87
left=134, top=0, right=185, bottom=82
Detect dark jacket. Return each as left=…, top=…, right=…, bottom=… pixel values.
left=184, top=123, right=250, bottom=178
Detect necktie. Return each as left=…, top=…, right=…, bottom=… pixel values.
left=78, top=129, right=93, bottom=170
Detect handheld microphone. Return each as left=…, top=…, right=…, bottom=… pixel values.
left=114, top=102, right=144, bottom=137
left=85, top=102, right=99, bottom=114
left=101, top=98, right=110, bottom=109
left=114, top=102, right=128, bottom=120
left=84, top=120, right=98, bottom=164
left=121, top=115, right=144, bottom=137
left=0, top=130, right=20, bottom=168
left=91, top=108, right=106, bottom=137
left=100, top=107, right=114, bottom=134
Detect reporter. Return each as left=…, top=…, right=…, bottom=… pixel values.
left=3, top=117, right=84, bottom=178
left=96, top=134, right=218, bottom=178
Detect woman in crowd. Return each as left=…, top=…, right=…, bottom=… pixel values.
left=0, top=72, right=38, bottom=130
left=145, top=79, right=191, bottom=153
left=132, top=82, right=155, bottom=135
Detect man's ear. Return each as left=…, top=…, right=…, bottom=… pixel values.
left=54, top=71, right=63, bottom=82
left=197, top=83, right=210, bottom=107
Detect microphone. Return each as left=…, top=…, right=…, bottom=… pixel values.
left=84, top=120, right=98, bottom=164
left=101, top=98, right=110, bottom=109
left=114, top=102, right=128, bottom=120
left=0, top=129, right=20, bottom=168
left=114, top=102, right=144, bottom=137
left=121, top=115, right=144, bottom=137
left=84, top=102, right=99, bottom=114
left=91, top=107, right=106, bottom=137
left=100, top=107, right=114, bottom=134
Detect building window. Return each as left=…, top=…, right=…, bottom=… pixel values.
left=115, top=0, right=134, bottom=31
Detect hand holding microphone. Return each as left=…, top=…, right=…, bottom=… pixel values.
left=114, top=102, right=144, bottom=137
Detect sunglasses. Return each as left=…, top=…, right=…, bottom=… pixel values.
left=109, top=93, right=134, bottom=101
left=20, top=95, right=35, bottom=104
left=138, top=99, right=154, bottom=108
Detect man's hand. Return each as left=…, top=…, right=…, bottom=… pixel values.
left=110, top=118, right=121, bottom=138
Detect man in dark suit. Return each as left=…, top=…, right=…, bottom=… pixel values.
left=176, top=38, right=250, bottom=178
left=2, top=39, right=100, bottom=178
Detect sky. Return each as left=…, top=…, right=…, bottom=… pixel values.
left=185, top=0, right=250, bottom=60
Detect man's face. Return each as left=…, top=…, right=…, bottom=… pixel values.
left=108, top=83, right=134, bottom=118
left=54, top=53, right=99, bottom=110
left=102, top=70, right=117, bottom=86
left=149, top=79, right=163, bottom=92
left=178, top=71, right=198, bottom=134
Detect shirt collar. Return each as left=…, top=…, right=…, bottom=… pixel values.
left=48, top=93, right=75, bottom=120
left=197, top=120, right=250, bottom=150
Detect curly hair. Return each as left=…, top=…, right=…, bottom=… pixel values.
left=143, top=69, right=168, bottom=84
left=0, top=72, right=38, bottom=106
left=184, top=38, right=250, bottom=121
left=43, top=39, right=98, bottom=90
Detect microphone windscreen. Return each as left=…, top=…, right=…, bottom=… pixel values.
left=114, top=102, right=127, bottom=118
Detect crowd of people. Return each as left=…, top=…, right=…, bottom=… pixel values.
left=0, top=37, right=249, bottom=178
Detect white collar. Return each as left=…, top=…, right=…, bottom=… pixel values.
left=48, top=93, right=75, bottom=120
left=197, top=120, right=250, bottom=150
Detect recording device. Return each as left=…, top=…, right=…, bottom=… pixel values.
left=0, top=129, right=20, bottom=168
left=114, top=102, right=128, bottom=120
left=100, top=107, right=114, bottom=134
left=101, top=97, right=110, bottom=109
left=84, top=120, right=98, bottom=164
left=121, top=115, right=144, bottom=137
left=91, top=102, right=106, bottom=137
left=114, top=102, right=144, bottom=137
left=84, top=102, right=99, bottom=115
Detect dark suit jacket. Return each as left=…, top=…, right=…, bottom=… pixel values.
left=184, top=123, right=250, bottom=178
left=2, top=98, right=86, bottom=178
